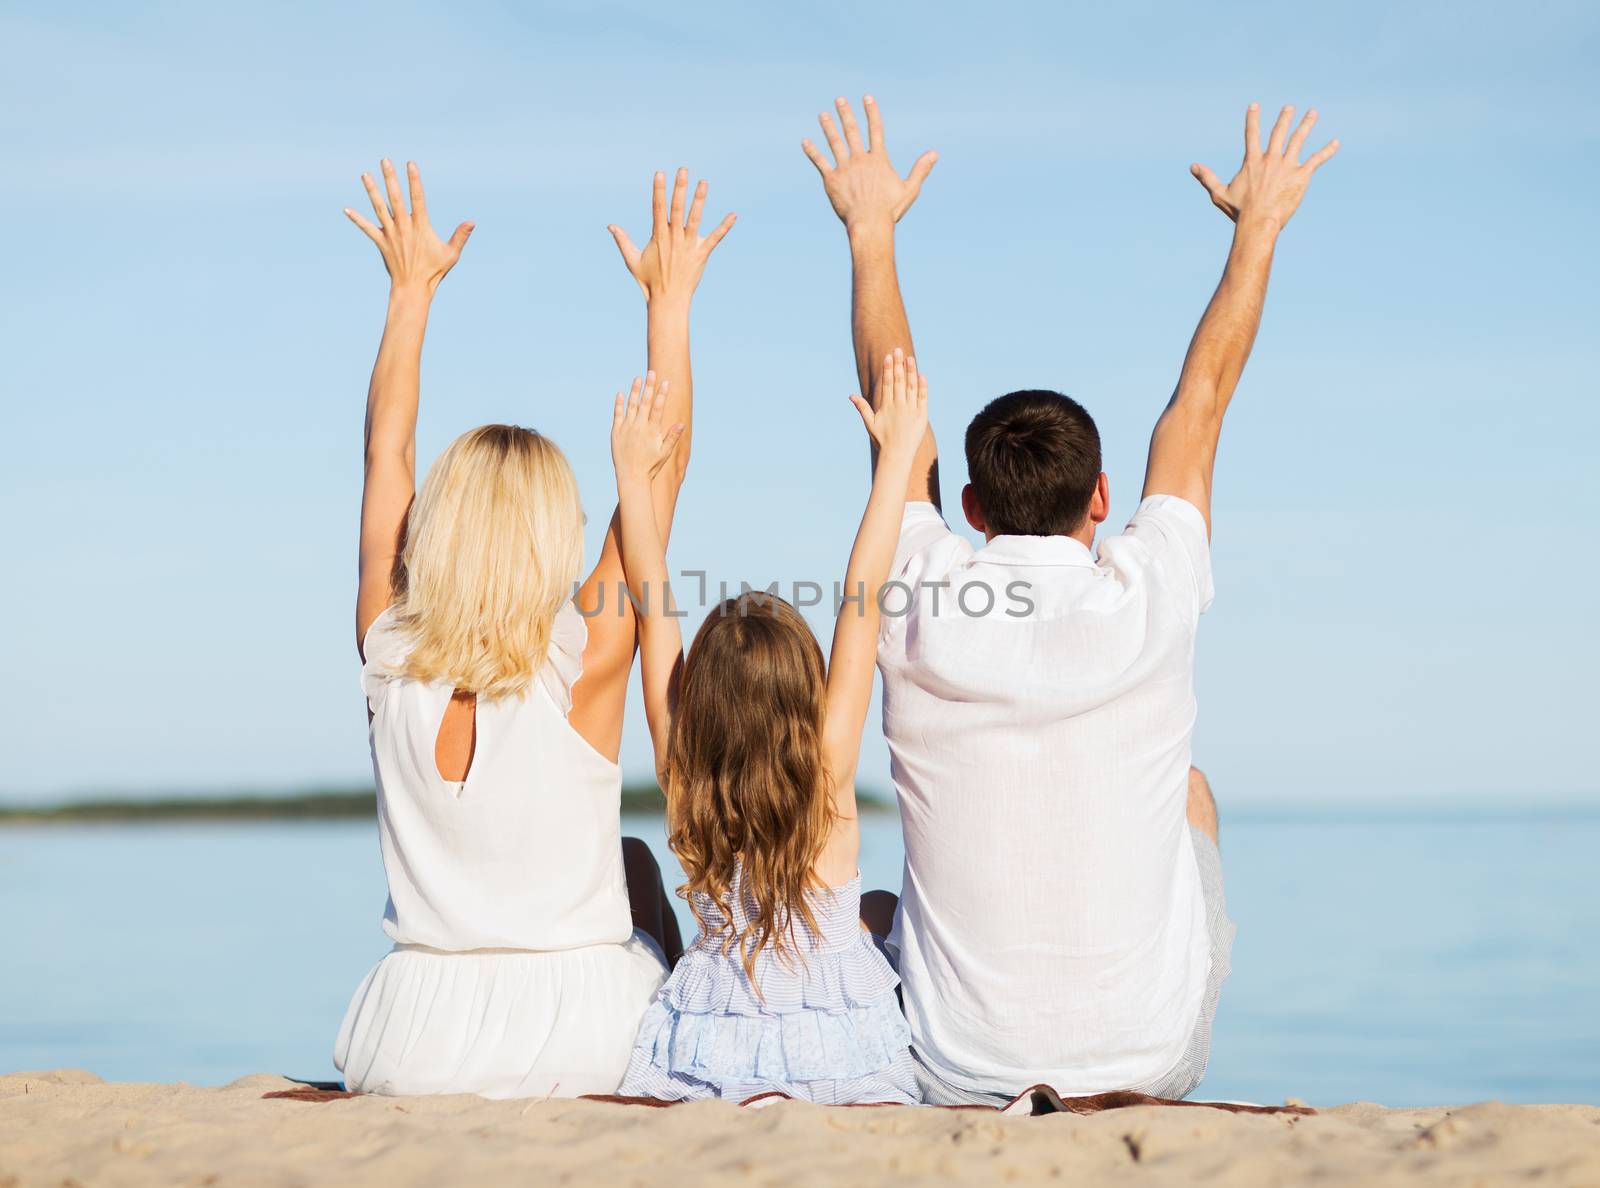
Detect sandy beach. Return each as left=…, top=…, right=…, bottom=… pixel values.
left=3, top=1070, right=1597, bottom=1186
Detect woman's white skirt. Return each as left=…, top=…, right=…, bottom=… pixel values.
left=334, top=932, right=668, bottom=1099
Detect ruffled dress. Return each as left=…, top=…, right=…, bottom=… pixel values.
left=619, top=869, right=918, bottom=1104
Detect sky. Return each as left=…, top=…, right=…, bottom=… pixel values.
left=1, top=0, right=1596, bottom=805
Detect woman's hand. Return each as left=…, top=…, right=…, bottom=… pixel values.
left=345, top=160, right=474, bottom=295
left=850, top=349, right=928, bottom=463
left=608, top=169, right=735, bottom=308
left=611, top=372, right=684, bottom=488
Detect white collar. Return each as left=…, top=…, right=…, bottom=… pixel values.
left=973, top=533, right=1097, bottom=568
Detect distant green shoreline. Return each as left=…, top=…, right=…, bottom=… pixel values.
left=0, top=785, right=896, bottom=824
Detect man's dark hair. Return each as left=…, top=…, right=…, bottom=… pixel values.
left=963, top=390, right=1102, bottom=536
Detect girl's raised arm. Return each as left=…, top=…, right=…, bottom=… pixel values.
left=816, top=350, right=928, bottom=883
left=609, top=376, right=687, bottom=783
left=345, top=160, right=474, bottom=653
left=570, top=171, right=735, bottom=761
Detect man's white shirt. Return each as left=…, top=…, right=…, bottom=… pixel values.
left=878, top=495, right=1215, bottom=1095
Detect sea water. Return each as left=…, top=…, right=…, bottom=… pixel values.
left=2, top=810, right=1596, bottom=1106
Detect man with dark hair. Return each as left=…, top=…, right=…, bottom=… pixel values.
left=803, top=95, right=1338, bottom=1104
left=963, top=390, right=1103, bottom=537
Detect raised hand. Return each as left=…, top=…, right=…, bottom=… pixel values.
left=611, top=372, right=684, bottom=487
left=1191, top=104, right=1340, bottom=231
left=850, top=349, right=928, bottom=460
left=344, top=160, right=474, bottom=293
left=803, top=95, right=937, bottom=230
left=608, top=169, right=736, bottom=306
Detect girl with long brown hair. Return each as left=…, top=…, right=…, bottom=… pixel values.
left=611, top=351, right=928, bottom=1104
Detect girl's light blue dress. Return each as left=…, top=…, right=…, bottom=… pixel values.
left=619, top=870, right=919, bottom=1104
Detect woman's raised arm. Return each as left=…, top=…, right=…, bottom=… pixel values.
left=345, top=160, right=474, bottom=653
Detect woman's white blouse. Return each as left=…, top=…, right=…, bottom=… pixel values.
left=360, top=602, right=633, bottom=953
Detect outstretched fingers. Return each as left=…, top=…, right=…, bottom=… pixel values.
left=886, top=348, right=908, bottom=406
left=381, top=159, right=408, bottom=225
left=406, top=161, right=428, bottom=223
left=819, top=111, right=848, bottom=163
left=836, top=96, right=866, bottom=154
left=848, top=392, right=876, bottom=434
left=801, top=137, right=832, bottom=176
left=1190, top=162, right=1228, bottom=204
left=344, top=206, right=383, bottom=245
left=639, top=370, right=661, bottom=414
left=645, top=376, right=671, bottom=425
left=669, top=168, right=688, bottom=228
left=906, top=149, right=939, bottom=190
left=651, top=171, right=667, bottom=237
left=1286, top=109, right=1319, bottom=161
left=863, top=94, right=884, bottom=154
left=361, top=171, right=393, bottom=230
left=607, top=223, right=642, bottom=270
left=1304, top=138, right=1342, bottom=172
left=686, top=179, right=707, bottom=234
left=703, top=210, right=737, bottom=251
left=1244, top=103, right=1262, bottom=157
left=1267, top=105, right=1295, bottom=157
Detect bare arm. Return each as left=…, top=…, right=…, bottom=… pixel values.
left=569, top=170, right=735, bottom=762
left=803, top=96, right=941, bottom=507
left=344, top=160, right=474, bottom=653
left=814, top=351, right=928, bottom=886
left=608, top=375, right=686, bottom=782
left=1143, top=104, right=1341, bottom=534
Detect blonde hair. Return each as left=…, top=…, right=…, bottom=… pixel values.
left=666, top=594, right=834, bottom=984
left=393, top=424, right=583, bottom=700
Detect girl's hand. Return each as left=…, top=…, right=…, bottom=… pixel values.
left=345, top=160, right=474, bottom=295
left=608, top=169, right=735, bottom=307
left=610, top=373, right=684, bottom=486
left=849, top=348, right=928, bottom=462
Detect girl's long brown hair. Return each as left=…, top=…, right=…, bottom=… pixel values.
left=665, top=593, right=834, bottom=984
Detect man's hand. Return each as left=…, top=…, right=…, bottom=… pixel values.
left=610, top=372, right=683, bottom=489
left=1191, top=104, right=1340, bottom=232
left=1143, top=103, right=1340, bottom=534
left=608, top=169, right=735, bottom=307
left=345, top=160, right=474, bottom=295
left=802, top=95, right=937, bottom=231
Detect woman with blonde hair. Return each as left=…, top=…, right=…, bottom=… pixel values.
left=332, top=160, right=733, bottom=1098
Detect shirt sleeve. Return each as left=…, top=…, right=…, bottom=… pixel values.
left=536, top=601, right=588, bottom=715
left=1121, top=494, right=1215, bottom=618
left=892, top=501, right=957, bottom=580
left=359, top=607, right=410, bottom=713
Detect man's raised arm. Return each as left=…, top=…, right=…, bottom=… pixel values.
left=1143, top=103, right=1340, bottom=535
left=803, top=95, right=942, bottom=507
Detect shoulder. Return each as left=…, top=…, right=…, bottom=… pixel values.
left=536, top=601, right=589, bottom=714
left=360, top=607, right=412, bottom=711
left=1099, top=495, right=1214, bottom=617
left=893, top=502, right=970, bottom=582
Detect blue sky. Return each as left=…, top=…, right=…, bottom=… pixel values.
left=1, top=0, right=1595, bottom=804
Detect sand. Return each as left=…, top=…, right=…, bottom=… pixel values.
left=3, top=1070, right=1598, bottom=1186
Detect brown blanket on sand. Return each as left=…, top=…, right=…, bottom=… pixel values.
left=263, top=1085, right=1312, bottom=1117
